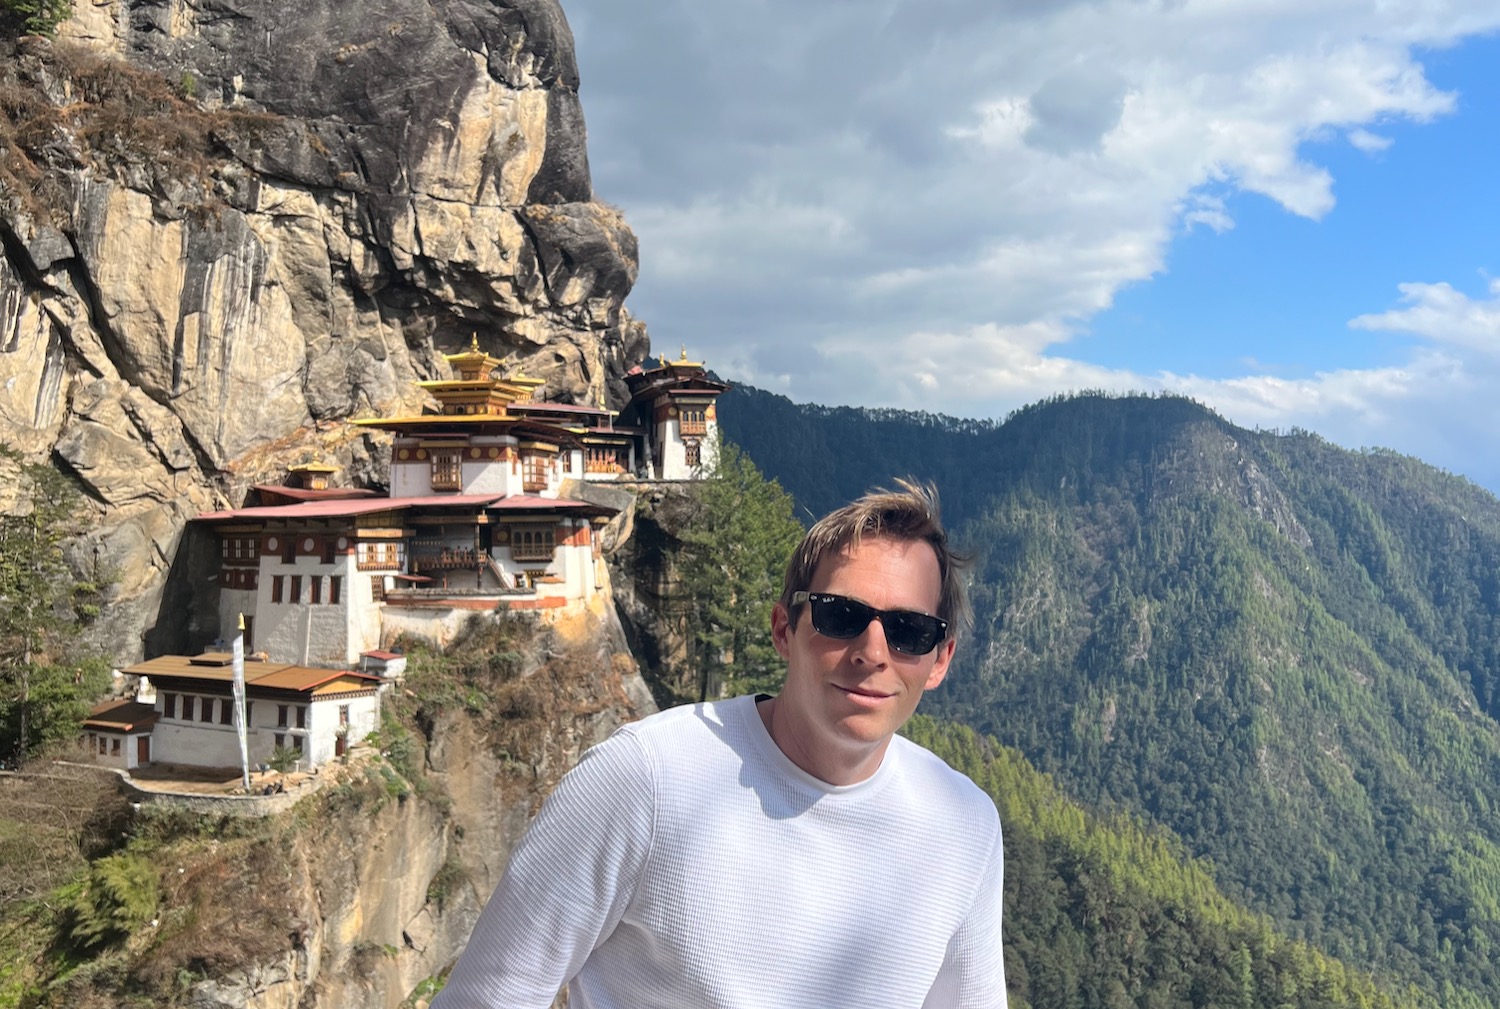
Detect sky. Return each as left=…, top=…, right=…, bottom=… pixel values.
left=564, top=0, right=1500, bottom=493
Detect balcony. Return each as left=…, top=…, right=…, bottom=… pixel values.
left=412, top=547, right=482, bottom=570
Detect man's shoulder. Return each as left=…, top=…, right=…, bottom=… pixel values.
left=611, top=695, right=753, bottom=759
left=890, top=734, right=1001, bottom=834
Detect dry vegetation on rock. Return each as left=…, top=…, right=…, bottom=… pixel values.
left=0, top=38, right=275, bottom=225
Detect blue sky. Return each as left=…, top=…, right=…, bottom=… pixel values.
left=565, top=1, right=1500, bottom=491
left=1085, top=36, right=1500, bottom=380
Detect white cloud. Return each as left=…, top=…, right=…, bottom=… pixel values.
left=1348, top=127, right=1394, bottom=153
left=564, top=0, right=1500, bottom=486
left=1349, top=279, right=1500, bottom=354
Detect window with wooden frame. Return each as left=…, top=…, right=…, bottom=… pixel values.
left=330, top=575, right=342, bottom=605
left=290, top=575, right=302, bottom=604
left=685, top=442, right=702, bottom=469
left=181, top=696, right=195, bottom=721
left=282, top=538, right=297, bottom=564
left=199, top=698, right=214, bottom=723
left=510, top=524, right=556, bottom=562
left=679, top=406, right=708, bottom=436
left=163, top=693, right=176, bottom=719
left=522, top=453, right=549, bottom=492
left=220, top=700, right=233, bottom=726
left=310, top=576, right=322, bottom=605
left=272, top=574, right=284, bottom=603
left=371, top=575, right=386, bottom=601
left=431, top=451, right=462, bottom=492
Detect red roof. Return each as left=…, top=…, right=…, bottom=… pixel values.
left=361, top=650, right=404, bottom=660
left=197, top=493, right=509, bottom=522
left=251, top=485, right=379, bottom=502
left=489, top=495, right=595, bottom=509
left=198, top=493, right=614, bottom=524
left=84, top=700, right=159, bottom=732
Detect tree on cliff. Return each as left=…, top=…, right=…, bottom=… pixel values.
left=0, top=447, right=108, bottom=767
left=0, top=0, right=72, bottom=36
left=678, top=441, right=803, bottom=700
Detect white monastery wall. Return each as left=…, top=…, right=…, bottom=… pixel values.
left=379, top=605, right=477, bottom=650
left=150, top=689, right=377, bottom=770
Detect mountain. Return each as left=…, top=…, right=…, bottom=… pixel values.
left=726, top=386, right=1500, bottom=1007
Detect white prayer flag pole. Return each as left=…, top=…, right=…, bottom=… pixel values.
left=232, top=614, right=251, bottom=791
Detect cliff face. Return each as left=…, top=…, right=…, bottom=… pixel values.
left=0, top=0, right=649, bottom=660
left=153, top=599, right=654, bottom=1009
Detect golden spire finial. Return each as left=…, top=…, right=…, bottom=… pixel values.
left=680, top=345, right=688, bottom=361
left=659, top=353, right=667, bottom=367
left=470, top=332, right=480, bottom=353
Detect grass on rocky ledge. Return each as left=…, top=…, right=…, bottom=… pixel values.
left=0, top=612, right=618, bottom=1007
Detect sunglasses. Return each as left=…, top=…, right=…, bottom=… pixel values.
left=792, top=592, right=949, bottom=656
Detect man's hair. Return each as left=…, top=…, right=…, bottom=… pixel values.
left=779, top=479, right=971, bottom=640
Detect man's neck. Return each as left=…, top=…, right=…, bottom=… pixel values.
left=755, top=695, right=889, bottom=786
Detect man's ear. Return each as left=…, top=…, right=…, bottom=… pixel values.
left=924, top=637, right=957, bottom=691
left=771, top=601, right=793, bottom=659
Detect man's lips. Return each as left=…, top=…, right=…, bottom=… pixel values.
left=834, top=684, right=894, bottom=703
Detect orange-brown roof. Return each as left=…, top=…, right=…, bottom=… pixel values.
left=84, top=700, right=159, bottom=733
left=122, top=654, right=382, bottom=695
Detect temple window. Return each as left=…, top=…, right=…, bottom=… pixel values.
left=371, top=576, right=386, bottom=601
left=685, top=443, right=702, bottom=469
left=200, top=699, right=215, bottom=723
left=511, top=525, right=556, bottom=562
left=272, top=575, right=284, bottom=603
left=522, top=454, right=549, bottom=492
left=290, top=575, right=302, bottom=604
left=431, top=451, right=462, bottom=492
left=310, top=576, right=322, bottom=605
left=680, top=407, right=707, bottom=436
left=330, top=575, right=342, bottom=605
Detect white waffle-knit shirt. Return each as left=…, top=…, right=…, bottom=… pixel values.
left=432, top=694, right=1006, bottom=1008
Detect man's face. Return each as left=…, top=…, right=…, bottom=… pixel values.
left=770, top=535, right=955, bottom=782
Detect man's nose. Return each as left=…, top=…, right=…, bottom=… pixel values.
left=850, top=614, right=891, bottom=666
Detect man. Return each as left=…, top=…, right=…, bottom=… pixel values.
left=433, top=482, right=1005, bottom=1008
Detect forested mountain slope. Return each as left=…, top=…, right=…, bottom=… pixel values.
left=726, top=387, right=1500, bottom=1006
left=905, top=717, right=1427, bottom=1009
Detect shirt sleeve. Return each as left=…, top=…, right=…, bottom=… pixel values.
left=431, top=727, right=657, bottom=1009
left=923, top=821, right=1006, bottom=1009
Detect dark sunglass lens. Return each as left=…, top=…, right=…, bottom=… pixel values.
left=813, top=596, right=873, bottom=638
left=883, top=612, right=937, bottom=655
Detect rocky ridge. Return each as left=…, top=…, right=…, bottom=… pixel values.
left=0, top=0, right=649, bottom=660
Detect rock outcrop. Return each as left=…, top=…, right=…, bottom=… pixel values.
left=0, top=0, right=650, bottom=660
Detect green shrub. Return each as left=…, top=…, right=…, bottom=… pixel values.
left=268, top=745, right=299, bottom=773
left=67, top=852, right=158, bottom=949
left=1, top=0, right=73, bottom=36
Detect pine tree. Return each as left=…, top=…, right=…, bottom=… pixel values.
left=0, top=447, right=108, bottom=766
left=677, top=441, right=803, bottom=699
